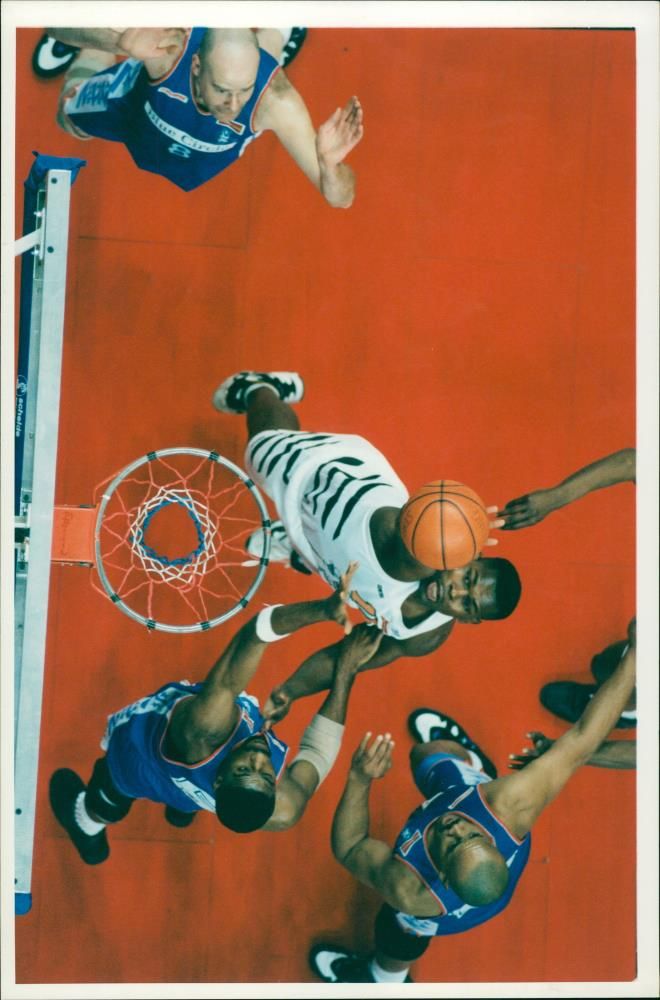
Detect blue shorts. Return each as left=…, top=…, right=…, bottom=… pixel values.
left=64, top=59, right=143, bottom=143
left=412, top=751, right=491, bottom=799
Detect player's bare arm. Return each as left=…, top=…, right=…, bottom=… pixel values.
left=264, top=620, right=454, bottom=725
left=48, top=27, right=185, bottom=78
left=484, top=624, right=636, bottom=837
left=170, top=565, right=360, bottom=759
left=331, top=733, right=435, bottom=914
left=499, top=447, right=636, bottom=530
left=256, top=72, right=363, bottom=208
left=265, top=626, right=383, bottom=830
left=508, top=731, right=637, bottom=771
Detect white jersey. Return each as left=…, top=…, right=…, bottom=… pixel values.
left=246, top=430, right=452, bottom=640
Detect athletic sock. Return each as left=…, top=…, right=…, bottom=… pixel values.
left=75, top=792, right=107, bottom=835
left=368, top=959, right=409, bottom=983
left=244, top=382, right=279, bottom=404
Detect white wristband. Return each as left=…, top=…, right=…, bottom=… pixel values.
left=292, top=714, right=344, bottom=785
left=255, top=605, right=287, bottom=642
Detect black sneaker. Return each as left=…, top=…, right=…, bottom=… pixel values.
left=540, top=681, right=636, bottom=729
left=164, top=805, right=197, bottom=828
left=212, top=371, right=304, bottom=414
left=32, top=34, right=79, bottom=78
left=309, top=944, right=413, bottom=983
left=408, top=708, right=498, bottom=779
left=49, top=769, right=109, bottom=865
left=280, top=28, right=308, bottom=68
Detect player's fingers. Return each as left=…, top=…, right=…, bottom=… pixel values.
left=364, top=733, right=385, bottom=758
left=484, top=537, right=499, bottom=547
left=358, top=731, right=372, bottom=753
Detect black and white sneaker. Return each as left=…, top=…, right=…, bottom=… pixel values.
left=212, top=371, right=304, bottom=414
left=309, top=944, right=413, bottom=983
left=164, top=805, right=197, bottom=828
left=32, top=34, right=79, bottom=79
left=408, top=708, right=498, bottom=779
left=280, top=28, right=308, bottom=68
left=245, top=521, right=292, bottom=565
left=49, top=769, right=109, bottom=865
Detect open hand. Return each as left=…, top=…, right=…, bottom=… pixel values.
left=316, top=97, right=364, bottom=166
left=508, top=731, right=554, bottom=770
left=498, top=489, right=557, bottom=530
left=336, top=622, right=383, bottom=675
left=324, top=561, right=358, bottom=635
left=350, top=732, right=395, bottom=783
left=118, top=28, right=186, bottom=60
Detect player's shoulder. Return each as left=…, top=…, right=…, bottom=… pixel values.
left=256, top=69, right=305, bottom=128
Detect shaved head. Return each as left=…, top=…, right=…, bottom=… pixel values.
left=199, top=28, right=259, bottom=65
left=192, top=29, right=260, bottom=123
left=447, top=843, right=509, bottom=906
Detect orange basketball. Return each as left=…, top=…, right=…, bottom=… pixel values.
left=400, top=480, right=490, bottom=570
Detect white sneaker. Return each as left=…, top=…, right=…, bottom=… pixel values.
left=244, top=521, right=292, bottom=566
left=212, top=371, right=304, bottom=414
left=33, top=35, right=79, bottom=78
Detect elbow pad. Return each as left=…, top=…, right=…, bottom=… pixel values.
left=291, top=714, right=344, bottom=785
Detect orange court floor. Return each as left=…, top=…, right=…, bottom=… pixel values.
left=13, top=26, right=636, bottom=987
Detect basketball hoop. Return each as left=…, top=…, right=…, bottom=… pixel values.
left=53, top=448, right=272, bottom=633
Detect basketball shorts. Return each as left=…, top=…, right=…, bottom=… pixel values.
left=63, top=58, right=142, bottom=142
left=245, top=430, right=406, bottom=572
left=412, top=751, right=492, bottom=799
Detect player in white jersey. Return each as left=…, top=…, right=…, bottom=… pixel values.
left=213, top=372, right=522, bottom=723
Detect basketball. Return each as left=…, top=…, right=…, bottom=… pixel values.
left=399, top=480, right=490, bottom=570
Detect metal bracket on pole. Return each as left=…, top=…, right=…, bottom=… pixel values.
left=14, top=209, right=45, bottom=259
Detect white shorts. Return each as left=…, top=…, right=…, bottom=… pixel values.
left=245, top=430, right=406, bottom=571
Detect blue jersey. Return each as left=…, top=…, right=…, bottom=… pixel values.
left=102, top=681, right=289, bottom=812
left=393, top=755, right=531, bottom=936
left=64, top=28, right=280, bottom=191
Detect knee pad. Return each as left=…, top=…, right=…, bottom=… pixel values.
left=85, top=757, right=134, bottom=823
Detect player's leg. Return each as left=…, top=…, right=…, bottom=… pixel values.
left=309, top=906, right=426, bottom=983
left=255, top=28, right=308, bottom=68
left=49, top=756, right=134, bottom=865
left=540, top=638, right=636, bottom=726
left=245, top=386, right=301, bottom=438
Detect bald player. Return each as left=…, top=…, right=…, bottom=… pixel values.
left=48, top=27, right=363, bottom=205
left=309, top=619, right=636, bottom=983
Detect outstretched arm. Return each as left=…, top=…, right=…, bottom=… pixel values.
left=508, top=731, right=636, bottom=771
left=264, top=626, right=383, bottom=830
left=330, top=734, right=424, bottom=911
left=499, top=448, right=636, bottom=530
left=264, top=620, right=455, bottom=725
left=48, top=27, right=185, bottom=60
left=486, top=621, right=637, bottom=836
left=171, top=564, right=359, bottom=752
left=258, top=73, right=363, bottom=207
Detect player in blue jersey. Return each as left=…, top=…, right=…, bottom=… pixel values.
left=49, top=564, right=382, bottom=865
left=310, top=620, right=636, bottom=982
left=46, top=27, right=362, bottom=205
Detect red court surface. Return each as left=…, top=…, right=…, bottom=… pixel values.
left=12, top=24, right=642, bottom=990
